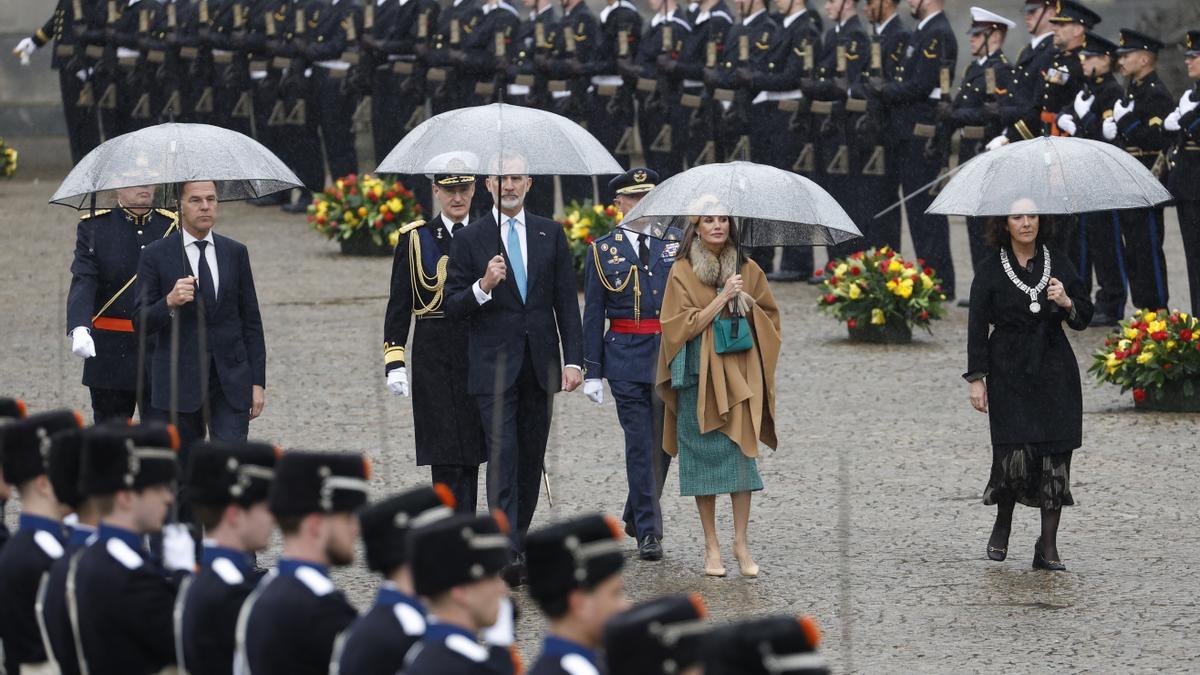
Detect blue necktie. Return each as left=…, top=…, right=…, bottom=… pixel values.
left=506, top=218, right=527, bottom=302
left=194, top=240, right=217, bottom=318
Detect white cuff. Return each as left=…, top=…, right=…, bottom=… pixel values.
left=472, top=280, right=493, bottom=305
left=564, top=364, right=582, bottom=372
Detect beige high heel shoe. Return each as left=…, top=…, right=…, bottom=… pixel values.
left=704, top=550, right=727, bottom=577
left=733, top=547, right=759, bottom=578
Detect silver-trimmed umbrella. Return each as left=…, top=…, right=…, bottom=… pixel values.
left=50, top=123, right=302, bottom=208
left=926, top=135, right=1173, bottom=217
left=621, top=161, right=862, bottom=246
left=375, top=103, right=624, bottom=176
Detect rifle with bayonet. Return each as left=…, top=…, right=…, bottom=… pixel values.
left=687, top=37, right=721, bottom=166
left=183, top=0, right=216, bottom=122
left=604, top=24, right=640, bottom=158
left=924, top=61, right=953, bottom=195
left=783, top=39, right=817, bottom=173
left=852, top=36, right=885, bottom=176
left=715, top=33, right=751, bottom=162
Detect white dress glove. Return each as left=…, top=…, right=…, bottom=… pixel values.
left=1102, top=116, right=1118, bottom=140
left=162, top=523, right=196, bottom=572
left=481, top=597, right=515, bottom=648
left=13, top=37, right=36, bottom=59
left=583, top=379, right=604, bottom=405
left=1113, top=98, right=1134, bottom=122
left=1073, top=91, right=1094, bottom=119
left=1180, top=90, right=1199, bottom=115
left=1165, top=110, right=1182, bottom=132
left=387, top=367, right=409, bottom=397
left=985, top=135, right=1009, bottom=152
left=1057, top=113, right=1077, bottom=136
left=70, top=326, right=96, bottom=359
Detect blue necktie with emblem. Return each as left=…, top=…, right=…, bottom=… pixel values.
left=506, top=218, right=527, bottom=302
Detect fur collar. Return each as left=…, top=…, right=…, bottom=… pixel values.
left=688, top=243, right=739, bottom=288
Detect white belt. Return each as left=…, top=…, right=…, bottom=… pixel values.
left=387, top=54, right=415, bottom=62
left=929, top=87, right=942, bottom=100
left=250, top=70, right=267, bottom=80
left=682, top=79, right=704, bottom=88
left=753, top=89, right=803, bottom=104
left=211, top=48, right=233, bottom=57
left=551, top=90, right=571, bottom=99
left=508, top=84, right=531, bottom=96
left=591, top=75, right=623, bottom=87
left=317, top=60, right=351, bottom=70
left=116, top=47, right=139, bottom=59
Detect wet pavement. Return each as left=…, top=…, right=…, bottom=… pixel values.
left=2, top=177, right=1198, bottom=672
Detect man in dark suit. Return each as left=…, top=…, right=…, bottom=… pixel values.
left=134, top=180, right=267, bottom=453
left=444, top=154, right=583, bottom=585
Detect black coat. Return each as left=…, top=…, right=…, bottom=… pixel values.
left=335, top=588, right=426, bottom=675
left=179, top=548, right=264, bottom=675
left=134, top=231, right=266, bottom=413
left=384, top=216, right=486, bottom=466
left=966, top=246, right=1094, bottom=449
left=0, top=520, right=66, bottom=672
left=1167, top=82, right=1200, bottom=200
left=444, top=212, right=584, bottom=396
left=880, top=11, right=957, bottom=134
left=404, top=624, right=515, bottom=674
left=38, top=528, right=91, bottom=675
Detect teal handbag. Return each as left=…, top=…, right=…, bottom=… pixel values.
left=714, top=312, right=753, bottom=354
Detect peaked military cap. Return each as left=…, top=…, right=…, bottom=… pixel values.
left=1049, top=1, right=1100, bottom=29
left=702, top=615, right=828, bottom=675
left=0, top=397, right=26, bottom=420
left=609, top=167, right=659, bottom=195
left=526, top=514, right=624, bottom=610
left=1116, top=29, right=1164, bottom=54
left=408, top=512, right=510, bottom=597
left=1081, top=32, right=1119, bottom=57
left=603, top=593, right=709, bottom=674
left=969, top=7, right=1016, bottom=34
left=80, top=422, right=180, bottom=494
left=1185, top=31, right=1200, bottom=56
left=433, top=174, right=477, bottom=186
left=48, top=427, right=88, bottom=509
left=0, top=410, right=84, bottom=486
left=268, top=451, right=370, bottom=518
left=188, top=440, right=280, bottom=508
left=358, top=484, right=456, bottom=574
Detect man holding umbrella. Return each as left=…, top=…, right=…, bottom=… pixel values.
left=582, top=168, right=677, bottom=561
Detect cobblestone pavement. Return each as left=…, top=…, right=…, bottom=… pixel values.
left=2, top=178, right=1197, bottom=672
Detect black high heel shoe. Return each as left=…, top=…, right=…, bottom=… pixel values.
left=1032, top=538, right=1066, bottom=571
left=987, top=544, right=1008, bottom=562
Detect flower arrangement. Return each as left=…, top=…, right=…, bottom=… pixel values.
left=1089, top=309, right=1200, bottom=408
left=815, top=246, right=947, bottom=342
left=559, top=200, right=622, bottom=273
left=0, top=138, right=17, bottom=179
left=307, top=173, right=423, bottom=251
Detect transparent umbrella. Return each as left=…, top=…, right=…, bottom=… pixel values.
left=50, top=123, right=302, bottom=208
left=620, top=161, right=862, bottom=246
left=375, top=102, right=624, bottom=176
left=926, top=135, right=1172, bottom=217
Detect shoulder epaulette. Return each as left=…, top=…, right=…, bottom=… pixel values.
left=155, top=208, right=179, bottom=222
left=78, top=209, right=112, bottom=221
left=399, top=219, right=426, bottom=235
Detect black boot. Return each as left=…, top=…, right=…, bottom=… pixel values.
left=281, top=189, right=314, bottom=214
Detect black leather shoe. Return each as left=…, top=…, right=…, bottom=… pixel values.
left=638, top=535, right=663, bottom=561
left=806, top=273, right=825, bottom=285
left=1032, top=538, right=1066, bottom=571
left=1089, top=313, right=1120, bottom=328
left=987, top=545, right=1007, bottom=562
left=280, top=191, right=313, bottom=214
left=766, top=270, right=804, bottom=282
left=956, top=298, right=971, bottom=308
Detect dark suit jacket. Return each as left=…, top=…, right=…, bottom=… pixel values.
left=134, top=231, right=266, bottom=413
left=444, top=211, right=583, bottom=396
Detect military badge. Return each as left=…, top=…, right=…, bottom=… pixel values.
left=662, top=242, right=680, bottom=259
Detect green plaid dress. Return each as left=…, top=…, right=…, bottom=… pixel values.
left=670, top=337, right=764, bottom=497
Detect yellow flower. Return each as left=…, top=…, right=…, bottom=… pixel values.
left=357, top=206, right=369, bottom=217
left=901, top=267, right=917, bottom=279
left=568, top=212, right=579, bottom=225
left=886, top=280, right=897, bottom=292
left=1118, top=339, right=1131, bottom=350
left=1136, top=351, right=1154, bottom=364
left=343, top=211, right=354, bottom=222
left=1124, top=327, right=1140, bottom=340
left=1166, top=340, right=1177, bottom=351
left=834, top=263, right=849, bottom=277
left=593, top=204, right=604, bottom=215
left=887, top=260, right=903, bottom=274
left=1144, top=311, right=1157, bottom=322
left=848, top=284, right=862, bottom=300
left=336, top=179, right=345, bottom=190
left=387, top=198, right=403, bottom=213
left=1105, top=355, right=1120, bottom=374
left=580, top=218, right=592, bottom=228
left=1148, top=320, right=1167, bottom=334
left=379, top=205, right=390, bottom=215
left=615, top=212, right=623, bottom=223
left=388, top=230, right=401, bottom=248
left=576, top=227, right=590, bottom=239
left=871, top=308, right=886, bottom=325
left=920, top=273, right=933, bottom=289
left=891, top=278, right=914, bottom=299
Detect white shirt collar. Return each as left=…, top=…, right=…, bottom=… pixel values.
left=874, top=13, right=896, bottom=33
left=1031, top=31, right=1053, bottom=49
left=694, top=9, right=710, bottom=24
left=182, top=229, right=214, bottom=247
left=494, top=209, right=526, bottom=228
left=441, top=212, right=466, bottom=232
left=741, top=8, right=764, bottom=25
left=377, top=0, right=388, bottom=6
left=398, top=0, right=412, bottom=6
left=601, top=0, right=635, bottom=23
left=782, top=8, right=806, bottom=29
left=651, top=12, right=666, bottom=27
left=917, top=10, right=940, bottom=32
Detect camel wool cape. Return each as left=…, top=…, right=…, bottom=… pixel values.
left=655, top=251, right=782, bottom=459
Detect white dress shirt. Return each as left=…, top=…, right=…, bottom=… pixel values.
left=183, top=229, right=219, bottom=299
left=441, top=212, right=466, bottom=234
left=473, top=209, right=527, bottom=304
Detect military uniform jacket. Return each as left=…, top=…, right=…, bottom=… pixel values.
left=809, top=17, right=869, bottom=170
left=632, top=9, right=690, bottom=80
left=1065, top=72, right=1123, bottom=142
left=383, top=216, right=487, bottom=467
left=582, top=226, right=679, bottom=383
left=708, top=9, right=779, bottom=97
left=179, top=546, right=263, bottom=675
left=543, top=2, right=599, bottom=101
left=527, top=636, right=600, bottom=675
left=30, top=0, right=96, bottom=70
left=386, top=0, right=441, bottom=61
left=1167, top=83, right=1200, bottom=201
left=335, top=586, right=427, bottom=675
left=66, top=207, right=176, bottom=391
left=459, top=1, right=520, bottom=79
left=303, top=0, right=352, bottom=63
left=879, top=11, right=957, bottom=134
left=673, top=3, right=730, bottom=83
left=72, top=524, right=183, bottom=675
left=872, top=15, right=911, bottom=140
left=596, top=0, right=640, bottom=77
left=404, top=623, right=515, bottom=675
left=239, top=559, right=357, bottom=675
left=510, top=5, right=557, bottom=106
left=1114, top=71, right=1175, bottom=171
left=1008, top=34, right=1056, bottom=118
left=951, top=50, right=1019, bottom=159
left=0, top=515, right=66, bottom=672
left=751, top=9, right=822, bottom=93
left=37, top=526, right=92, bottom=675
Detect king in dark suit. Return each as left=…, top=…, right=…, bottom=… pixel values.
left=444, top=155, right=583, bottom=583
left=134, top=180, right=267, bottom=453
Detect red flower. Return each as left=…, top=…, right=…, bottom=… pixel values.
left=1169, top=314, right=1181, bottom=325
left=585, top=235, right=594, bottom=244
left=386, top=190, right=397, bottom=199
left=1114, top=350, right=1126, bottom=360
left=1181, top=329, right=1193, bottom=341
left=1131, top=341, right=1142, bottom=354
left=346, top=173, right=358, bottom=183
left=847, top=318, right=858, bottom=329
left=368, top=191, right=379, bottom=202
left=1133, top=388, right=1147, bottom=403
left=918, top=258, right=926, bottom=266
left=1151, top=331, right=1168, bottom=342
left=923, top=267, right=934, bottom=276
left=827, top=261, right=837, bottom=271
left=918, top=310, right=930, bottom=321
left=831, top=276, right=840, bottom=285
left=850, top=252, right=863, bottom=260
left=1163, top=363, right=1172, bottom=371
left=903, top=261, right=914, bottom=269
left=824, top=294, right=837, bottom=305
left=850, top=267, right=861, bottom=276
left=383, top=211, right=395, bottom=222
left=885, top=250, right=896, bottom=259
left=414, top=205, right=423, bottom=213
left=814, top=269, right=824, bottom=277
left=316, top=215, right=326, bottom=225
left=349, top=187, right=358, bottom=196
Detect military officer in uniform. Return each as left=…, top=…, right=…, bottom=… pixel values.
left=236, top=451, right=367, bottom=675
left=0, top=398, right=27, bottom=550
left=1104, top=29, right=1174, bottom=311
left=404, top=512, right=516, bottom=674
left=384, top=173, right=487, bottom=513
left=542, top=0, right=601, bottom=206
left=861, top=0, right=909, bottom=256
left=582, top=169, right=675, bottom=561
left=0, top=411, right=83, bottom=675
left=306, top=0, right=359, bottom=186
left=1164, top=31, right=1200, bottom=315
left=1002, top=0, right=1058, bottom=139
left=525, top=515, right=629, bottom=675
left=621, top=0, right=695, bottom=178
left=422, top=0, right=484, bottom=115
left=67, top=185, right=178, bottom=423
left=177, top=440, right=279, bottom=675
left=333, top=485, right=456, bottom=675
left=70, top=422, right=194, bottom=675
left=602, top=593, right=708, bottom=675
left=591, top=0, right=642, bottom=188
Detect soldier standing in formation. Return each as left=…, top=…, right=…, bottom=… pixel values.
left=384, top=173, right=488, bottom=513
left=582, top=168, right=677, bottom=562
left=1164, top=31, right=1200, bottom=316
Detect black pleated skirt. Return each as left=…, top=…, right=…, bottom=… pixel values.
left=982, top=444, right=1074, bottom=509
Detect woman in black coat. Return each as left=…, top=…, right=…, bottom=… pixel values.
left=964, top=202, right=1093, bottom=571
